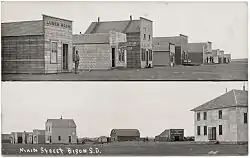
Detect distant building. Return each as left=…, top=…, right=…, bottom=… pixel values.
left=187, top=41, right=212, bottom=65
left=23, top=131, right=33, bottom=144
left=11, top=132, right=24, bottom=144
left=223, top=54, right=231, bottom=63
left=212, top=49, right=220, bottom=63
left=218, top=50, right=225, bottom=63
left=155, top=129, right=184, bottom=141
left=153, top=34, right=188, bottom=65
left=191, top=89, right=248, bottom=143
left=1, top=14, right=73, bottom=74
left=1, top=134, right=12, bottom=143
left=97, top=136, right=109, bottom=144
left=73, top=31, right=127, bottom=70
left=153, top=37, right=175, bottom=67
left=33, top=129, right=46, bottom=144
left=45, top=117, right=77, bottom=144
left=110, top=129, right=140, bottom=142
left=84, top=16, right=153, bottom=69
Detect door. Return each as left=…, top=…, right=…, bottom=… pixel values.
left=146, top=50, right=149, bottom=66
left=112, top=48, right=115, bottom=67
left=175, top=46, right=181, bottom=65
left=211, top=127, right=216, bottom=140
left=174, top=136, right=180, bottom=141
left=63, top=44, right=68, bottom=70
left=18, top=136, right=22, bottom=144
left=69, top=136, right=71, bottom=143
left=49, top=136, right=52, bottom=143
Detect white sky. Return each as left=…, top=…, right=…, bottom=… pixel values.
left=1, top=82, right=247, bottom=138
left=1, top=1, right=248, bottom=59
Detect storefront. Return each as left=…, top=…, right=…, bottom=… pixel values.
left=1, top=14, right=73, bottom=74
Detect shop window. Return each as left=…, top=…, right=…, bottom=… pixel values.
left=51, top=42, right=57, bottom=63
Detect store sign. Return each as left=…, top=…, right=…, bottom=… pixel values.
left=44, top=15, right=72, bottom=30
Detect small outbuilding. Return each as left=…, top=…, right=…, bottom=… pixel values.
left=155, top=129, right=184, bottom=141
left=110, top=129, right=140, bottom=142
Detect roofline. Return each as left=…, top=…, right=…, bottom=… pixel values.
left=42, top=14, right=73, bottom=22
left=93, top=19, right=140, bottom=23
left=73, top=42, right=109, bottom=45
left=140, top=17, right=153, bottom=22
left=1, top=20, right=43, bottom=24
left=191, top=105, right=248, bottom=112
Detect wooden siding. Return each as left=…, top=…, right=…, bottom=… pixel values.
left=43, top=15, right=73, bottom=73
left=153, top=51, right=170, bottom=66
left=126, top=33, right=141, bottom=68
left=1, top=35, right=45, bottom=73
left=188, top=52, right=203, bottom=65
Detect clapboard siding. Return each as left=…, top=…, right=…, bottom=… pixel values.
left=1, top=35, right=45, bottom=74
left=126, top=33, right=141, bottom=68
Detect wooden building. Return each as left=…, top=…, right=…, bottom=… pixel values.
left=155, top=129, right=184, bottom=141
left=187, top=41, right=212, bottom=65
left=153, top=37, right=175, bottom=67
left=97, top=136, right=109, bottom=144
left=154, top=34, right=188, bottom=65
left=212, top=49, right=220, bottom=64
left=45, top=117, right=77, bottom=144
left=191, top=89, right=248, bottom=143
left=84, top=16, right=153, bottom=69
left=33, top=129, right=46, bottom=144
left=22, top=131, right=33, bottom=144
left=10, top=132, right=24, bottom=144
left=223, top=54, right=231, bottom=63
left=110, top=129, right=140, bottom=142
left=1, top=14, right=73, bottom=74
left=218, top=50, right=225, bottom=63
left=73, top=31, right=127, bottom=70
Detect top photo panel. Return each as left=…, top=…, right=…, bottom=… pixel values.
left=1, top=1, right=248, bottom=81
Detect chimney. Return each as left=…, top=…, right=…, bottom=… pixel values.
left=60, top=115, right=63, bottom=119
left=130, top=15, right=132, bottom=21
left=98, top=17, right=100, bottom=23
left=80, top=32, right=82, bottom=34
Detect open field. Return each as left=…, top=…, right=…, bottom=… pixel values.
left=2, top=142, right=248, bottom=156
left=2, top=61, right=248, bottom=81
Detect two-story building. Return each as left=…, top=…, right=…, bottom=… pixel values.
left=191, top=89, right=248, bottom=143
left=84, top=16, right=153, bottom=69
left=45, top=117, right=77, bottom=144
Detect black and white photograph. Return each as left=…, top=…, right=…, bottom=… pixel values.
left=1, top=82, right=248, bottom=156
left=1, top=1, right=248, bottom=81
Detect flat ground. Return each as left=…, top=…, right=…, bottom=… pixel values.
left=2, top=142, right=248, bottom=156
left=2, top=61, right=248, bottom=81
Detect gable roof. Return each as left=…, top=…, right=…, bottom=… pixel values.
left=73, top=33, right=110, bottom=44
left=85, top=20, right=140, bottom=34
left=46, top=119, right=77, bottom=128
left=1, top=20, right=44, bottom=37
left=110, top=129, right=140, bottom=137
left=191, top=89, right=248, bottom=111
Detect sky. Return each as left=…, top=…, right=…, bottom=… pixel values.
left=1, top=81, right=247, bottom=138
left=1, top=1, right=248, bottom=59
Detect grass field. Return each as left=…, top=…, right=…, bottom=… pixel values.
left=2, top=61, right=247, bottom=81
left=1, top=142, right=248, bottom=156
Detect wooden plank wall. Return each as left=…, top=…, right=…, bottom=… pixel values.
left=126, top=33, right=141, bottom=68
left=2, top=35, right=45, bottom=74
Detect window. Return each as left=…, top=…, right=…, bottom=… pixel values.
left=141, top=49, right=146, bottom=61
left=197, top=112, right=200, bottom=121
left=197, top=126, right=200, bottom=136
left=203, top=112, right=207, bottom=120
left=148, top=35, right=151, bottom=41
left=244, top=113, right=248, bottom=124
left=119, top=49, right=125, bottom=62
left=219, top=125, right=222, bottom=135
left=204, top=126, right=207, bottom=135
left=58, top=136, right=61, bottom=141
left=219, top=110, right=222, bottom=119
left=143, top=34, right=146, bottom=40
left=51, top=42, right=57, bottom=63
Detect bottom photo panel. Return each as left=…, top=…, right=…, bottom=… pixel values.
left=1, top=81, right=248, bottom=156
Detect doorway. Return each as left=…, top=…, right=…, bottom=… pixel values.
left=174, top=136, right=180, bottom=141
left=63, top=44, right=68, bottom=70
left=49, top=136, right=52, bottom=143
left=17, top=136, right=22, bottom=144
left=69, top=136, right=72, bottom=143
left=112, top=48, right=115, bottom=67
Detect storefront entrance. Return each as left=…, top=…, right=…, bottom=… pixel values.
left=63, top=44, right=68, bottom=71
